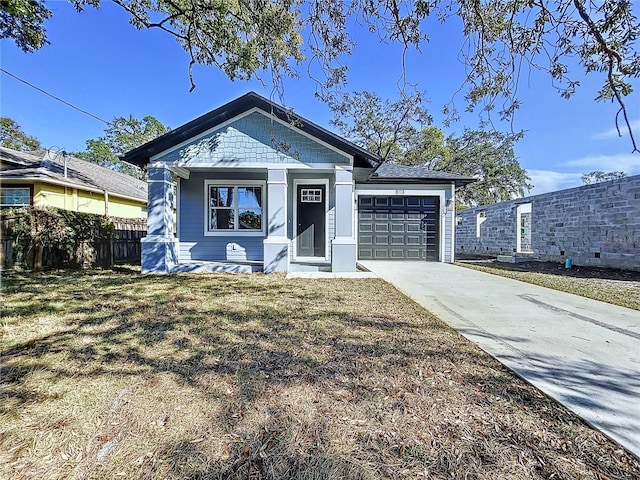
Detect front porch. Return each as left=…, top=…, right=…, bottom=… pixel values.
left=141, top=164, right=357, bottom=274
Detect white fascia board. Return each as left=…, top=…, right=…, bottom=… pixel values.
left=168, top=166, right=190, bottom=179
left=355, top=183, right=453, bottom=195
left=157, top=162, right=340, bottom=171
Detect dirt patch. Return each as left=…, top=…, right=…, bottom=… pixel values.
left=458, top=256, right=640, bottom=289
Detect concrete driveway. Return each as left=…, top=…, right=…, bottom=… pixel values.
left=359, top=260, right=640, bottom=459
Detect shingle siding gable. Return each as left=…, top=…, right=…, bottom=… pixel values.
left=154, top=112, right=350, bottom=165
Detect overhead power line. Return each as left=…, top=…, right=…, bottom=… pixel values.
left=1, top=68, right=111, bottom=126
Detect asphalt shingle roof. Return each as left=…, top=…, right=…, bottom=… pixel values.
left=368, top=162, right=477, bottom=187
left=0, top=147, right=147, bottom=202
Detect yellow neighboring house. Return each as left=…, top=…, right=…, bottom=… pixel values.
left=0, top=147, right=147, bottom=218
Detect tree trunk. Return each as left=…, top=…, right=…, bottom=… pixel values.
left=34, top=244, right=43, bottom=271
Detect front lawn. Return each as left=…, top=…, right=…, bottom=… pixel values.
left=1, top=270, right=638, bottom=479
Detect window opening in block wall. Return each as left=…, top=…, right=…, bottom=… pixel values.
left=516, top=203, right=533, bottom=253
left=476, top=211, right=487, bottom=238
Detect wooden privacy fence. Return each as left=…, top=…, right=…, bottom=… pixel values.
left=0, top=212, right=147, bottom=270
left=110, top=217, right=147, bottom=265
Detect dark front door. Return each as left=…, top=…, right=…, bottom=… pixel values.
left=296, top=184, right=326, bottom=257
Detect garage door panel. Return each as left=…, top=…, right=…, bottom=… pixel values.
left=359, top=234, right=374, bottom=245
left=390, top=235, right=405, bottom=245
left=374, top=235, right=390, bottom=245
left=359, top=222, right=373, bottom=233
left=359, top=247, right=373, bottom=257
left=405, top=235, right=422, bottom=245
left=358, top=195, right=439, bottom=261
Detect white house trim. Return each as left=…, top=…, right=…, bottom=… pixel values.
left=203, top=179, right=267, bottom=237
left=354, top=185, right=451, bottom=264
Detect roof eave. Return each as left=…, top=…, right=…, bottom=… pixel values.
left=0, top=174, right=147, bottom=203
left=364, top=177, right=477, bottom=188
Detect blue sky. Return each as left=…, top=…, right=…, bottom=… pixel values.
left=1, top=1, right=638, bottom=195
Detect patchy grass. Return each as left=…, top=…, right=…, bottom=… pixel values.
left=456, top=261, right=640, bottom=311
left=1, top=270, right=639, bottom=479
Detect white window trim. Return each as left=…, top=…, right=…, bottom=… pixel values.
left=476, top=211, right=487, bottom=238
left=300, top=188, right=323, bottom=203
left=293, top=178, right=330, bottom=262
left=203, top=180, right=266, bottom=236
left=516, top=202, right=533, bottom=253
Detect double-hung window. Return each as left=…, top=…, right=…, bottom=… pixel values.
left=206, top=181, right=264, bottom=235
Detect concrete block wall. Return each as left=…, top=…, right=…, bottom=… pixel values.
left=455, top=174, right=640, bottom=271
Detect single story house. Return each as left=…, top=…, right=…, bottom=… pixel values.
left=123, top=92, right=475, bottom=273
left=0, top=147, right=148, bottom=218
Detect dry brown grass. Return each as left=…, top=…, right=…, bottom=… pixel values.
left=2, top=269, right=639, bottom=479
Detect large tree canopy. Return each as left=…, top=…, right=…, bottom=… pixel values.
left=440, top=129, right=531, bottom=206
left=328, top=91, right=432, bottom=163
left=0, top=116, right=41, bottom=151
left=73, top=115, right=169, bottom=178
left=0, top=0, right=50, bottom=51
left=2, top=0, right=638, bottom=150
left=330, top=91, right=531, bottom=207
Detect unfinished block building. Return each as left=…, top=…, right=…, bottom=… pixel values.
left=455, top=174, right=640, bottom=271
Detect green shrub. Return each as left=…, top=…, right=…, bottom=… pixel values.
left=2, top=207, right=115, bottom=270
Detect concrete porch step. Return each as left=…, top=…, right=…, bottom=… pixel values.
left=170, top=260, right=263, bottom=273
left=497, top=254, right=534, bottom=264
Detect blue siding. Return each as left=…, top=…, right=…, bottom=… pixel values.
left=178, top=172, right=266, bottom=262
left=156, top=112, right=350, bottom=165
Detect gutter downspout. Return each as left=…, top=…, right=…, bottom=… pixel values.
left=450, top=182, right=456, bottom=263
left=104, top=190, right=109, bottom=216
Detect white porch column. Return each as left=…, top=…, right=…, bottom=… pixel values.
left=263, top=168, right=289, bottom=273
left=141, top=164, right=178, bottom=273
left=332, top=166, right=357, bottom=272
